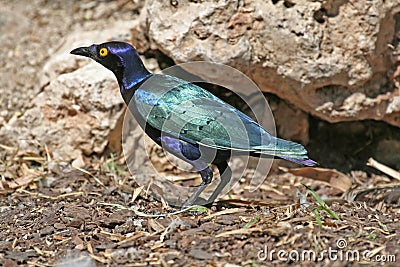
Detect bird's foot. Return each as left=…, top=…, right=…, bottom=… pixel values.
left=181, top=184, right=207, bottom=209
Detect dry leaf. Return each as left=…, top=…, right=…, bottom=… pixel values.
left=215, top=227, right=262, bottom=238
left=288, top=167, right=351, bottom=192
left=7, top=174, right=37, bottom=189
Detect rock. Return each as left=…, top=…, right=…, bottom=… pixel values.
left=1, top=61, right=124, bottom=162
left=145, top=0, right=400, bottom=127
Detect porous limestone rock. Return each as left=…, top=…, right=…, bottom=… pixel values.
left=144, top=0, right=400, bottom=127
left=1, top=62, right=124, bottom=165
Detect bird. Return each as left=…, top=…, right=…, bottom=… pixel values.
left=71, top=41, right=317, bottom=208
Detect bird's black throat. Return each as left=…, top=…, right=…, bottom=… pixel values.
left=120, top=73, right=153, bottom=105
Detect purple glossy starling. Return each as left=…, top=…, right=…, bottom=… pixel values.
left=71, top=41, right=316, bottom=207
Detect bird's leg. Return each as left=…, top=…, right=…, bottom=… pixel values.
left=181, top=166, right=213, bottom=208
left=206, top=161, right=232, bottom=204
left=157, top=136, right=215, bottom=208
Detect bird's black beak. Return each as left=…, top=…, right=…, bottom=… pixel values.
left=70, top=45, right=97, bottom=60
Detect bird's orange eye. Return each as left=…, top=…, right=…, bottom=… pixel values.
left=99, top=47, right=108, bottom=57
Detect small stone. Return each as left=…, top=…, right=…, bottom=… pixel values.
left=189, top=248, right=212, bottom=260
left=54, top=223, right=66, bottom=230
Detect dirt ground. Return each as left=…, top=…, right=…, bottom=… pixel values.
left=1, top=1, right=399, bottom=266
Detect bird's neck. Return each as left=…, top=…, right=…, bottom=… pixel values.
left=119, top=61, right=151, bottom=91
left=117, top=53, right=152, bottom=104
left=120, top=73, right=152, bottom=105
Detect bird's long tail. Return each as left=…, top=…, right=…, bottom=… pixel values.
left=278, top=156, right=317, bottom=166
left=253, top=137, right=317, bottom=166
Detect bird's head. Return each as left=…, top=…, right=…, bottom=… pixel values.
left=70, top=41, right=151, bottom=91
